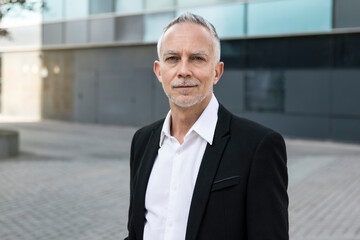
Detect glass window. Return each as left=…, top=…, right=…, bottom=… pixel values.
left=1, top=0, right=42, bottom=26
left=115, top=15, right=143, bottom=42
left=144, top=12, right=175, bottom=42
left=42, top=0, right=64, bottom=21
left=334, top=0, right=360, bottom=29
left=115, top=0, right=143, bottom=13
left=223, top=35, right=333, bottom=70
left=177, top=3, right=245, bottom=39
left=247, top=0, right=332, bottom=36
left=64, top=20, right=87, bottom=44
left=287, top=36, right=331, bottom=68
left=245, top=71, right=285, bottom=112
left=247, top=38, right=287, bottom=69
left=64, top=0, right=88, bottom=19
left=145, top=0, right=175, bottom=11
left=89, top=18, right=114, bottom=43
left=334, top=33, right=360, bottom=68
left=89, top=0, right=114, bottom=15
left=220, top=40, right=246, bottom=69
left=0, top=25, right=42, bottom=47
left=177, top=0, right=233, bottom=8
left=43, top=22, right=63, bottom=45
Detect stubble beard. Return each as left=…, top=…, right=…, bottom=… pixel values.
left=164, top=84, right=213, bottom=108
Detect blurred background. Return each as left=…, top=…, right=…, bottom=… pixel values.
left=1, top=1, right=360, bottom=240
left=0, top=0, right=359, bottom=142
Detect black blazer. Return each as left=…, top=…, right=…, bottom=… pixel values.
left=126, top=105, right=289, bottom=240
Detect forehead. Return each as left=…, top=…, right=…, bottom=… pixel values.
left=161, top=23, right=214, bottom=54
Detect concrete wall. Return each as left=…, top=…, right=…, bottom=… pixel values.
left=70, top=46, right=168, bottom=125
left=1, top=44, right=360, bottom=142
left=0, top=25, right=42, bottom=49
left=41, top=51, right=74, bottom=120
left=239, top=69, right=360, bottom=142
left=1, top=51, right=42, bottom=119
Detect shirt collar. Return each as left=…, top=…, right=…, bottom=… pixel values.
left=159, top=94, right=219, bottom=147
left=159, top=110, right=172, bottom=146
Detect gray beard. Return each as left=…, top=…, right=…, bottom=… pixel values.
left=166, top=88, right=213, bottom=108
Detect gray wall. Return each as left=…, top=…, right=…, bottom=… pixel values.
left=70, top=46, right=168, bottom=126
left=0, top=25, right=41, bottom=47
left=42, top=51, right=74, bottom=120
left=239, top=69, right=360, bottom=142
left=41, top=45, right=360, bottom=143
left=334, top=0, right=360, bottom=28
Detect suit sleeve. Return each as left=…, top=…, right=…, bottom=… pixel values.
left=246, top=131, right=289, bottom=240
left=124, top=130, right=139, bottom=240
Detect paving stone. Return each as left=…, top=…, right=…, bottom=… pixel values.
left=0, top=120, right=359, bottom=239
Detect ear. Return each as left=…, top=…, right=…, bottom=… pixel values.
left=213, top=61, right=224, bottom=85
left=154, top=60, right=162, bottom=83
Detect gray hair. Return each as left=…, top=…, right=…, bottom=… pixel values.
left=157, top=12, right=221, bottom=63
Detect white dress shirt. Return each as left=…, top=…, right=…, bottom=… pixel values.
left=143, top=94, right=219, bottom=240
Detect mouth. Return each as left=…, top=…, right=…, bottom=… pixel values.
left=173, top=85, right=197, bottom=89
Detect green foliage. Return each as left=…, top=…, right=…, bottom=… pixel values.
left=0, top=0, right=47, bottom=38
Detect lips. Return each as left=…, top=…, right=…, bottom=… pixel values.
left=172, top=83, right=198, bottom=88
left=173, top=85, right=197, bottom=88
left=171, top=79, right=199, bottom=89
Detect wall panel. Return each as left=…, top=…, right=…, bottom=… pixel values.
left=285, top=70, right=331, bottom=115
left=65, top=20, right=88, bottom=44
left=89, top=18, right=115, bottom=43
left=43, top=23, right=63, bottom=45
left=334, top=0, right=360, bottom=28
left=331, top=70, right=360, bottom=116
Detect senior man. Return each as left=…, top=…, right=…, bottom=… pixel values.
left=125, top=12, right=289, bottom=240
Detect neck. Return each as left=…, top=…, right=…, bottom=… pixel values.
left=169, top=95, right=212, bottom=144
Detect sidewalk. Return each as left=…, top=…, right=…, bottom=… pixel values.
left=0, top=120, right=359, bottom=240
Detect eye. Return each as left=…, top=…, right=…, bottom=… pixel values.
left=165, top=56, right=179, bottom=62
left=192, top=56, right=205, bottom=61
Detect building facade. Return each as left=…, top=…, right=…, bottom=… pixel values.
left=0, top=0, right=360, bottom=142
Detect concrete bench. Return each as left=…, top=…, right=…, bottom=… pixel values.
left=0, top=129, right=19, bottom=158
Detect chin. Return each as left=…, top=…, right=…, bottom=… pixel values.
left=170, top=95, right=206, bottom=108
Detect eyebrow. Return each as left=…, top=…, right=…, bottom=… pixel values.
left=191, top=50, right=208, bottom=56
left=163, top=50, right=209, bottom=56
left=163, top=50, right=179, bottom=56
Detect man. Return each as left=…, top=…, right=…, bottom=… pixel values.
left=126, top=12, right=288, bottom=240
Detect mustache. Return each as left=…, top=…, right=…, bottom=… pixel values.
left=171, top=79, right=199, bottom=88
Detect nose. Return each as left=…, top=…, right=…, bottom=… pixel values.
left=177, top=60, right=192, bottom=79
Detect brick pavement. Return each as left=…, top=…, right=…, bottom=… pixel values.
left=0, top=120, right=359, bottom=240
left=287, top=140, right=360, bottom=240
left=0, top=121, right=134, bottom=240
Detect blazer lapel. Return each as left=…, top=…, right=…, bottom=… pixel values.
left=185, top=105, right=232, bottom=240
left=133, top=124, right=162, bottom=239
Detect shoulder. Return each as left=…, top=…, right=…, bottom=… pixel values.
left=231, top=114, right=277, bottom=137
left=219, top=105, right=276, bottom=136
left=132, top=119, right=164, bottom=145
left=232, top=114, right=285, bottom=148
left=219, top=105, right=284, bottom=147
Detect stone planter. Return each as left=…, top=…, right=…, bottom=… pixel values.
left=0, top=129, right=19, bottom=158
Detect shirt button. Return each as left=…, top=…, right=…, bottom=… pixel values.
left=169, top=223, right=173, bottom=227
left=172, top=186, right=177, bottom=191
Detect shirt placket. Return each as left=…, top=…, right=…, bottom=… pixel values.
left=164, top=139, right=181, bottom=239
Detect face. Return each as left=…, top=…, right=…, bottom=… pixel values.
left=154, top=23, right=223, bottom=110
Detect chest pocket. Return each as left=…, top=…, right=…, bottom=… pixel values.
left=211, top=176, right=241, bottom=192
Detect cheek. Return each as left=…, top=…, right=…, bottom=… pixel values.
left=199, top=66, right=215, bottom=78
left=161, top=77, right=172, bottom=91
left=199, top=71, right=216, bottom=87
left=161, top=69, right=176, bottom=81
